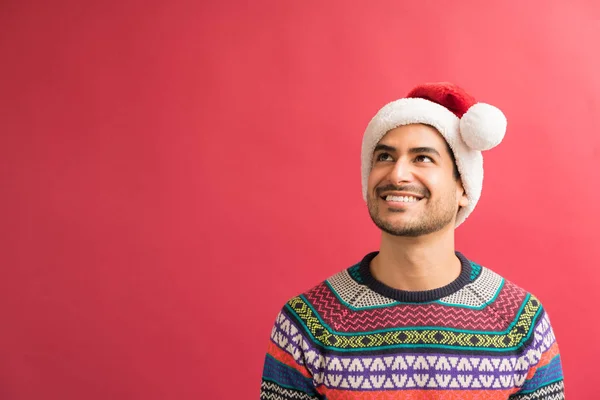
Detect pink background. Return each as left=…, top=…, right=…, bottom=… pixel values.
left=2, top=1, right=599, bottom=398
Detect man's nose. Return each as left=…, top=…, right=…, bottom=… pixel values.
left=389, top=158, right=413, bottom=184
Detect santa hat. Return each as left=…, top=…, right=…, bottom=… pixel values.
left=361, top=82, right=507, bottom=227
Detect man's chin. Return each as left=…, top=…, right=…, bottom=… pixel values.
left=370, top=217, right=417, bottom=237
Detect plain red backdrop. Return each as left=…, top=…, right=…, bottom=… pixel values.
left=1, top=1, right=599, bottom=399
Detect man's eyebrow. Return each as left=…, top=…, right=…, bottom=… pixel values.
left=374, top=144, right=442, bottom=158
left=373, top=144, right=396, bottom=153
left=408, top=147, right=442, bottom=157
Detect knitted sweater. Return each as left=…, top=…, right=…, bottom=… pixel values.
left=260, top=252, right=564, bottom=399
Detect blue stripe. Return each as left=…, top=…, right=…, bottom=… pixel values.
left=262, top=354, right=317, bottom=395
left=519, top=355, right=564, bottom=393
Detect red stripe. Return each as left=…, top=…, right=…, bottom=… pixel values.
left=267, top=340, right=313, bottom=379
left=320, top=388, right=517, bottom=399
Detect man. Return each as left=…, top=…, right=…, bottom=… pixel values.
left=260, top=82, right=564, bottom=399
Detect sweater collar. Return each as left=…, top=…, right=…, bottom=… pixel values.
left=358, top=251, right=472, bottom=303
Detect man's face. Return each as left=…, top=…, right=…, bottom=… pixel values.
left=367, top=123, right=469, bottom=237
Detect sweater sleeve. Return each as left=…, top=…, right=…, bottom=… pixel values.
left=260, top=306, right=322, bottom=400
left=509, top=301, right=565, bottom=399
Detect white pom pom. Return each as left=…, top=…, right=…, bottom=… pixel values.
left=460, top=103, right=507, bottom=151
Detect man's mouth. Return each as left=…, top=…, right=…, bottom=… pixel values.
left=382, top=195, right=421, bottom=203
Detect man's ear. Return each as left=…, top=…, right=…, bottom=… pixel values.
left=457, top=180, right=469, bottom=207
left=459, top=191, right=469, bottom=207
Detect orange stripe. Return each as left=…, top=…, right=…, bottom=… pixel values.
left=266, top=340, right=313, bottom=378
left=321, top=388, right=515, bottom=399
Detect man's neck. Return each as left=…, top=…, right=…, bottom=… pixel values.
left=370, top=228, right=462, bottom=292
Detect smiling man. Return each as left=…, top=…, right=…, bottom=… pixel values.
left=260, top=83, right=565, bottom=399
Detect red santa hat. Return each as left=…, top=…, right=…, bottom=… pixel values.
left=361, top=82, right=507, bottom=227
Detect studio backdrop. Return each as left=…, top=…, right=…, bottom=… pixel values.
left=2, top=1, right=599, bottom=399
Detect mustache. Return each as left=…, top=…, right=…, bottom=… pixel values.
left=376, top=184, right=429, bottom=198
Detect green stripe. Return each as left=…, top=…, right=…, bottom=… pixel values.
left=283, top=326, right=541, bottom=353
left=285, top=296, right=543, bottom=353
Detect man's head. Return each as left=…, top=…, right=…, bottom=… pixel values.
left=367, top=123, right=468, bottom=236
left=361, top=82, right=507, bottom=232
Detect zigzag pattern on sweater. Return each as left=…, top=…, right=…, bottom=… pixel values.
left=509, top=381, right=565, bottom=400
left=260, top=381, right=317, bottom=400
left=304, top=278, right=526, bottom=332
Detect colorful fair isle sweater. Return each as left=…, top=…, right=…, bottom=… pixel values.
left=260, top=252, right=564, bottom=399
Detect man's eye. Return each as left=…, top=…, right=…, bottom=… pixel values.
left=415, top=155, right=433, bottom=163
left=376, top=153, right=393, bottom=162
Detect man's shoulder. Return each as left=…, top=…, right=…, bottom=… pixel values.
left=472, top=260, right=546, bottom=309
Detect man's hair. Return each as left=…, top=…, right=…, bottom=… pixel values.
left=445, top=142, right=460, bottom=181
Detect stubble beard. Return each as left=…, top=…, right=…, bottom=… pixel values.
left=367, top=191, right=457, bottom=237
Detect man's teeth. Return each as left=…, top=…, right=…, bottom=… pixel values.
left=385, top=195, right=419, bottom=203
